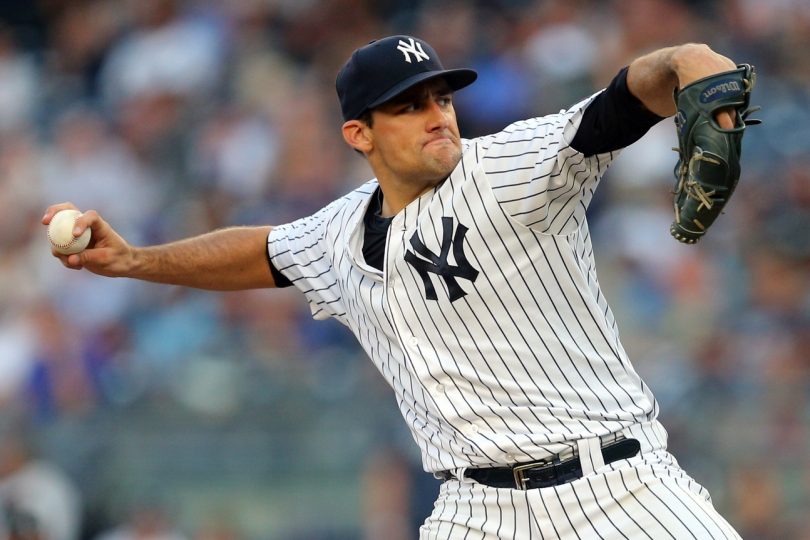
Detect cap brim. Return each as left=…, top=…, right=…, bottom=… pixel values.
left=367, top=68, right=478, bottom=110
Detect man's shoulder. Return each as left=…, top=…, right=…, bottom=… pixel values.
left=345, top=179, right=378, bottom=202
left=312, top=179, right=377, bottom=226
left=327, top=179, right=377, bottom=215
left=270, top=180, right=376, bottom=247
left=314, top=179, right=375, bottom=208
left=462, top=114, right=566, bottom=153
left=468, top=93, right=605, bottom=158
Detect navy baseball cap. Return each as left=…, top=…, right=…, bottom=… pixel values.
left=336, top=35, right=478, bottom=121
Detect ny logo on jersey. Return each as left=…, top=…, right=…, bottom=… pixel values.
left=397, top=38, right=430, bottom=64
left=404, top=217, right=479, bottom=302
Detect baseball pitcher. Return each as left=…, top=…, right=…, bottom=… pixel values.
left=45, top=35, right=758, bottom=538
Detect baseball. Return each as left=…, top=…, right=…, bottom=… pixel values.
left=48, top=209, right=91, bottom=255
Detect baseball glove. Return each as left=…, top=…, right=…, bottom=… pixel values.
left=670, top=64, right=760, bottom=244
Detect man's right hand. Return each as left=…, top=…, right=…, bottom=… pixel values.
left=44, top=203, right=277, bottom=290
left=42, top=202, right=135, bottom=277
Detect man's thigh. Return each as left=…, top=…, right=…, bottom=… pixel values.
left=420, top=451, right=740, bottom=539
left=419, top=478, right=537, bottom=539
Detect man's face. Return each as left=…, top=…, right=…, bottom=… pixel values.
left=365, top=79, right=462, bottom=188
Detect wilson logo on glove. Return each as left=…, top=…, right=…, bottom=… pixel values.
left=699, top=79, right=744, bottom=103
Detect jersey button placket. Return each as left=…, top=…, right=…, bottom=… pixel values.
left=385, top=214, right=406, bottom=290
left=461, top=423, right=479, bottom=437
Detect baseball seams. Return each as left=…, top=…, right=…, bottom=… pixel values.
left=48, top=209, right=91, bottom=255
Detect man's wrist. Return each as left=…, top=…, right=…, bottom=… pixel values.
left=670, top=43, right=736, bottom=89
left=126, top=246, right=149, bottom=280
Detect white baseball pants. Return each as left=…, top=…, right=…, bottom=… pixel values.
left=420, top=422, right=741, bottom=539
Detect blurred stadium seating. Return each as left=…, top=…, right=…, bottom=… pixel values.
left=0, top=0, right=808, bottom=538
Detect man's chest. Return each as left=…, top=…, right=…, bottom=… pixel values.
left=341, top=174, right=559, bottom=329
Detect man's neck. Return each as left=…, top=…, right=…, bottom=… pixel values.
left=377, top=176, right=444, bottom=217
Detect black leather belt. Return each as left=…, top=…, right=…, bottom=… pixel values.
left=438, top=438, right=641, bottom=490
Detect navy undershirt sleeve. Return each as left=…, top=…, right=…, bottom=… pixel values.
left=266, top=241, right=293, bottom=288
left=570, top=67, right=666, bottom=157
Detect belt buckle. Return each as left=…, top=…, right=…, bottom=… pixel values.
left=512, top=461, right=548, bottom=490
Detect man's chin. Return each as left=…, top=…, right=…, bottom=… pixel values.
left=426, top=146, right=461, bottom=176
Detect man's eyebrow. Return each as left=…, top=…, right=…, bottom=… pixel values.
left=389, top=82, right=453, bottom=105
left=433, top=82, right=453, bottom=94
left=389, top=87, right=427, bottom=104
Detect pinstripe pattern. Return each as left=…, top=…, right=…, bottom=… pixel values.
left=269, top=93, right=655, bottom=471
left=420, top=438, right=740, bottom=539
left=267, top=92, right=739, bottom=536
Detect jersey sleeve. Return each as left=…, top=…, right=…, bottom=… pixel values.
left=266, top=199, right=348, bottom=322
left=570, top=67, right=665, bottom=156
left=481, top=93, right=616, bottom=235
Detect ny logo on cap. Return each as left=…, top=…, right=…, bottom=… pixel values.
left=397, top=38, right=430, bottom=64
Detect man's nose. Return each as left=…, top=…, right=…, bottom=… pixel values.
left=425, top=99, right=450, bottom=131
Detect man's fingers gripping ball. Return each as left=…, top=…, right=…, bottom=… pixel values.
left=47, top=209, right=92, bottom=255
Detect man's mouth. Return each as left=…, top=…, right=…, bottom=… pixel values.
left=424, top=136, right=452, bottom=148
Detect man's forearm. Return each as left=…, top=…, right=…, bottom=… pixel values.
left=130, top=226, right=276, bottom=290
left=626, top=43, right=737, bottom=118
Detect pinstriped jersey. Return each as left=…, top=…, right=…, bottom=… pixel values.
left=267, top=93, right=659, bottom=473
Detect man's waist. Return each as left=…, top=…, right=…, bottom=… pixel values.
left=437, top=437, right=642, bottom=490
left=438, top=428, right=631, bottom=475
left=422, top=419, right=668, bottom=475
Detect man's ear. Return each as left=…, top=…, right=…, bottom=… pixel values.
left=342, top=120, right=373, bottom=154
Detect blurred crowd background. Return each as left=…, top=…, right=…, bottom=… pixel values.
left=0, top=0, right=807, bottom=538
